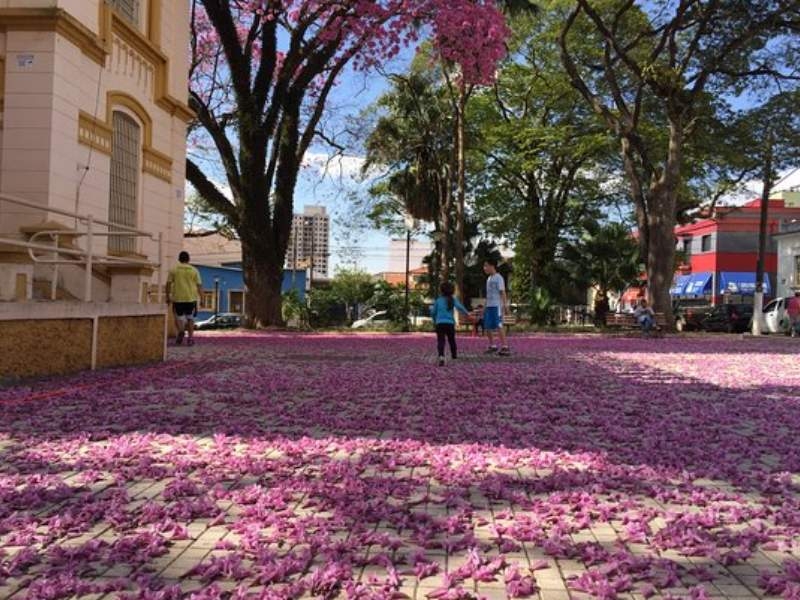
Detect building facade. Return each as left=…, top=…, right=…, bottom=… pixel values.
left=182, top=233, right=243, bottom=267
left=774, top=192, right=800, bottom=298
left=0, top=1, right=191, bottom=377
left=194, top=264, right=307, bottom=321
left=671, top=193, right=800, bottom=304
left=286, top=205, right=329, bottom=281
left=375, top=266, right=427, bottom=290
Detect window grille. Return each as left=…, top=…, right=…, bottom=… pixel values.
left=109, top=111, right=140, bottom=253
left=107, top=0, right=140, bottom=26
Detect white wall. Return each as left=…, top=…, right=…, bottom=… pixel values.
left=777, top=233, right=800, bottom=297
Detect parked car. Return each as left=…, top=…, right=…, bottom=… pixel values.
left=700, top=304, right=754, bottom=333
left=195, top=313, right=242, bottom=330
left=673, top=299, right=711, bottom=332
left=761, top=297, right=789, bottom=333
left=351, top=310, right=390, bottom=329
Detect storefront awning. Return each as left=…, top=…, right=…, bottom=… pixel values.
left=621, top=287, right=645, bottom=302
left=719, top=272, right=771, bottom=296
left=682, top=272, right=712, bottom=297
left=670, top=274, right=692, bottom=296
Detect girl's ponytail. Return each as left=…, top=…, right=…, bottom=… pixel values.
left=440, top=281, right=455, bottom=311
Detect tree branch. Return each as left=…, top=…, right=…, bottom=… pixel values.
left=202, top=1, right=252, bottom=104
left=186, top=158, right=239, bottom=226
left=189, top=90, right=243, bottom=199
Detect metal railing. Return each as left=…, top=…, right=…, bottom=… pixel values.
left=0, top=192, right=163, bottom=302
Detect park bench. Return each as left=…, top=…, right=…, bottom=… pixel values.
left=605, top=312, right=665, bottom=334
left=461, top=309, right=517, bottom=336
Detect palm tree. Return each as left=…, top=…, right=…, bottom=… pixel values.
left=363, top=62, right=456, bottom=288
left=563, top=222, right=641, bottom=321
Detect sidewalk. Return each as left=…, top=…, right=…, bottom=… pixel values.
left=1, top=334, right=798, bottom=599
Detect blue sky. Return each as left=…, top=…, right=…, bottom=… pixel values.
left=290, top=53, right=416, bottom=275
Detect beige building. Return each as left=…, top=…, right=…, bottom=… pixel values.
left=287, top=205, right=329, bottom=280
left=182, top=233, right=243, bottom=267
left=0, top=1, right=191, bottom=377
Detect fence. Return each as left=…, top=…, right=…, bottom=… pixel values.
left=0, top=192, right=163, bottom=302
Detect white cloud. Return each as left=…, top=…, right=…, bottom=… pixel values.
left=185, top=180, right=234, bottom=202
left=719, top=167, right=800, bottom=206
left=301, top=152, right=368, bottom=182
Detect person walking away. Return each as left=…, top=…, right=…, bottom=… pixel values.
left=633, top=298, right=656, bottom=337
left=483, top=259, right=511, bottom=356
left=166, top=251, right=203, bottom=346
left=787, top=290, right=800, bottom=337
left=594, top=291, right=610, bottom=326
left=430, top=282, right=470, bottom=366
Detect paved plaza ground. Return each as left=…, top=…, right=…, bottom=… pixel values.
left=1, top=333, right=800, bottom=600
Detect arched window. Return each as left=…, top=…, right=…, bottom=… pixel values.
left=107, top=0, right=140, bottom=27
left=109, top=111, right=141, bottom=254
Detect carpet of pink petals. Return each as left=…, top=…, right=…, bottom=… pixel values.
left=2, top=333, right=800, bottom=600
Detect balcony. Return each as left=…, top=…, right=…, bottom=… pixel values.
left=778, top=218, right=800, bottom=235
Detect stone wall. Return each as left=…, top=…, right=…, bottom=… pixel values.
left=0, top=302, right=166, bottom=379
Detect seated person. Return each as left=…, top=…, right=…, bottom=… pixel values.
left=633, top=298, right=656, bottom=335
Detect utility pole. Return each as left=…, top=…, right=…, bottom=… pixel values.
left=752, top=129, right=775, bottom=336
left=404, top=227, right=411, bottom=332
left=213, top=277, right=220, bottom=317
left=309, top=220, right=315, bottom=290
left=292, top=224, right=298, bottom=290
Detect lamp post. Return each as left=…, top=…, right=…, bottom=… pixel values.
left=213, top=277, right=220, bottom=317
left=403, top=214, right=416, bottom=332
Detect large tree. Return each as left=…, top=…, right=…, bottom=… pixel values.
left=559, top=0, right=799, bottom=324
left=187, top=0, right=509, bottom=326
left=470, top=10, right=617, bottom=297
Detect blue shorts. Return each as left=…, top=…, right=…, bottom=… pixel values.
left=484, top=306, right=503, bottom=330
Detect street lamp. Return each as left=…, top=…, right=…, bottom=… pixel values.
left=403, top=214, right=417, bottom=332
left=213, top=276, right=220, bottom=317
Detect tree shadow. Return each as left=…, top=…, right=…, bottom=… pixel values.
left=0, top=334, right=798, bottom=597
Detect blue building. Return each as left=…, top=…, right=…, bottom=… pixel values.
left=195, top=264, right=307, bottom=320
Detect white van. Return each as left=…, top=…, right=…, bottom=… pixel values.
left=761, top=297, right=789, bottom=334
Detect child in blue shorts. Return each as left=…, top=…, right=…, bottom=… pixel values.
left=483, top=259, right=511, bottom=356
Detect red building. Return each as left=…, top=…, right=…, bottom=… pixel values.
left=671, top=197, right=800, bottom=304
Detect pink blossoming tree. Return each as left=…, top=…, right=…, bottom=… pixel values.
left=187, top=0, right=510, bottom=326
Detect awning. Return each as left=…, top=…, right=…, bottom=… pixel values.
left=670, top=274, right=692, bottom=296
left=682, top=272, right=712, bottom=296
left=621, top=287, right=646, bottom=302
left=719, top=272, right=771, bottom=296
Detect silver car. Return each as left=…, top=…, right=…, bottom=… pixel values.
left=351, top=310, right=390, bottom=329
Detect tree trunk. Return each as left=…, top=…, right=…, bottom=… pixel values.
left=620, top=138, right=649, bottom=263
left=240, top=231, right=284, bottom=327
left=646, top=199, right=676, bottom=322
left=235, top=105, right=299, bottom=328
left=454, top=83, right=467, bottom=299
left=645, top=118, right=682, bottom=326
left=439, top=179, right=452, bottom=283
left=529, top=238, right=554, bottom=291
left=431, top=224, right=442, bottom=294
